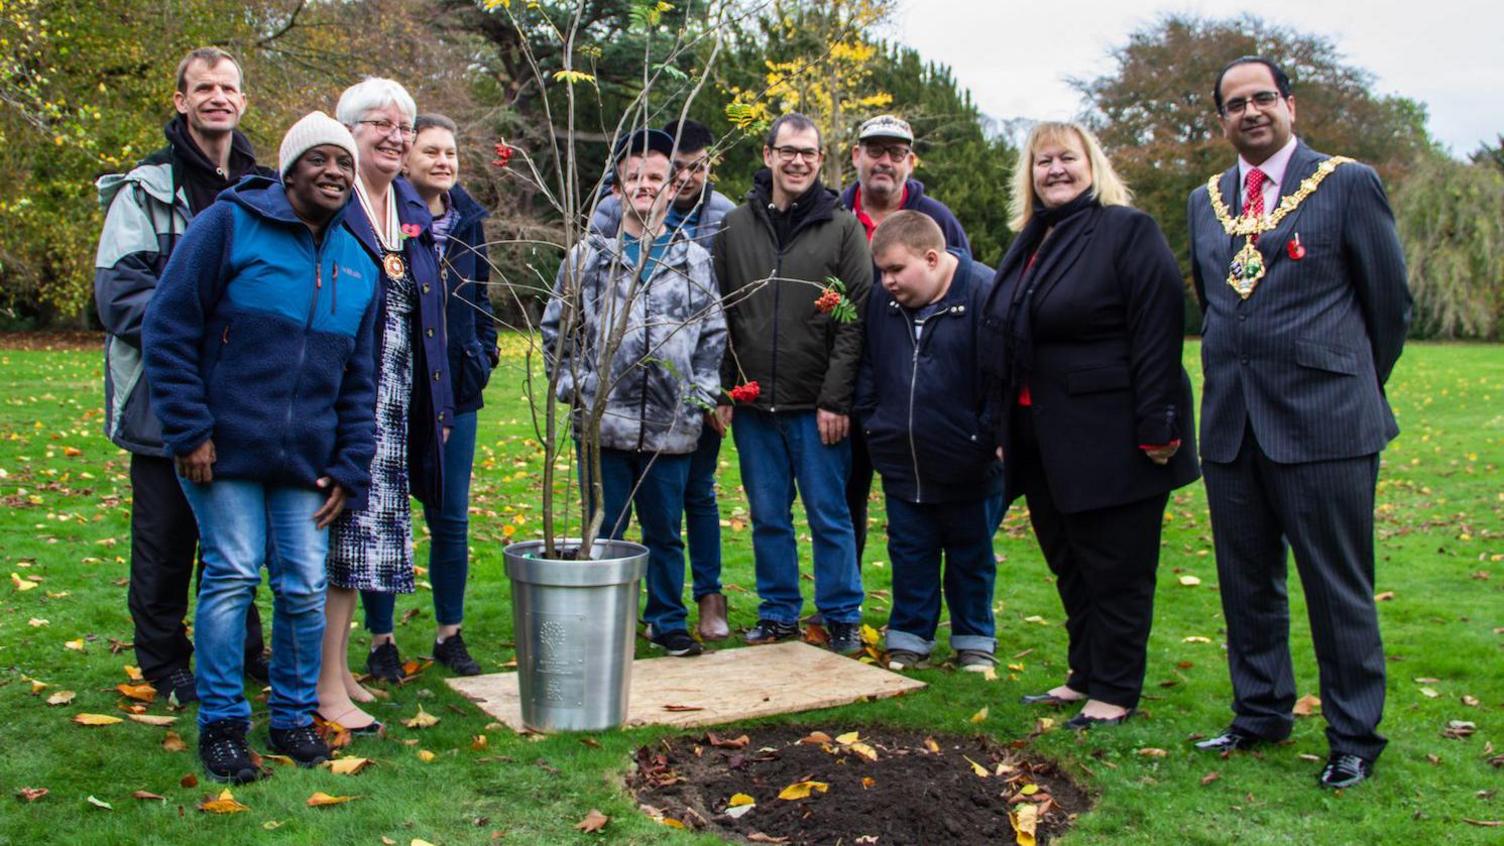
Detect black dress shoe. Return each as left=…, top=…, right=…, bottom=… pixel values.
left=1317, top=753, right=1373, bottom=789
left=1020, top=691, right=1084, bottom=706
left=1065, top=708, right=1135, bottom=730
left=1193, top=726, right=1267, bottom=752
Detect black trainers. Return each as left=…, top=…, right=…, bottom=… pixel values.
left=650, top=628, right=704, bottom=657
left=366, top=641, right=403, bottom=683
left=155, top=667, right=198, bottom=704
left=268, top=724, right=331, bottom=767
left=245, top=650, right=271, bottom=685
left=433, top=632, right=482, bottom=676
left=827, top=622, right=863, bottom=656
left=744, top=619, right=800, bottom=644
left=199, top=719, right=260, bottom=784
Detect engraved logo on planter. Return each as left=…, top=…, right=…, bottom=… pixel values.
left=529, top=613, right=586, bottom=707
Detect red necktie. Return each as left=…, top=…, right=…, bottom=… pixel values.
left=1243, top=167, right=1266, bottom=243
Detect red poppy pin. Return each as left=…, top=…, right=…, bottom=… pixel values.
left=400, top=223, right=422, bottom=241
left=1286, top=232, right=1306, bottom=261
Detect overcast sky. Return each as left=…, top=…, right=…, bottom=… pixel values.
left=888, top=0, right=1500, bottom=157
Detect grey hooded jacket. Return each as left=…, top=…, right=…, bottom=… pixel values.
left=541, top=234, right=727, bottom=455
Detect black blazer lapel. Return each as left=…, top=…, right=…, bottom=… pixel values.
left=1259, top=142, right=1324, bottom=268
left=1030, top=207, right=1098, bottom=313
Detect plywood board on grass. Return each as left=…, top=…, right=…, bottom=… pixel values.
left=447, top=641, right=926, bottom=732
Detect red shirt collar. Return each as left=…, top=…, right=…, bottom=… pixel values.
left=853, top=183, right=909, bottom=240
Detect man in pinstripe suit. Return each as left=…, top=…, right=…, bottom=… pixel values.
left=1186, top=56, right=1411, bottom=789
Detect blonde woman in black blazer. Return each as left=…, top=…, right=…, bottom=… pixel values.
left=981, top=121, right=1200, bottom=729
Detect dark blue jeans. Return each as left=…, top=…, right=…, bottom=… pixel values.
left=731, top=409, right=862, bottom=625
left=589, top=447, right=693, bottom=635
left=362, top=410, right=477, bottom=633
left=884, top=493, right=1002, bottom=655
left=684, top=427, right=723, bottom=599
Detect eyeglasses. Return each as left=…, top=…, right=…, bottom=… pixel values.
left=770, top=145, right=821, bottom=162
left=861, top=142, right=911, bottom=161
left=1222, top=91, right=1283, bottom=116
left=356, top=119, right=417, bottom=141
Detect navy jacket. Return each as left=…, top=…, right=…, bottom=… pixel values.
left=142, top=176, right=380, bottom=506
left=438, top=184, right=497, bottom=414
left=855, top=250, right=1002, bottom=504
left=839, top=178, right=971, bottom=256
left=345, top=177, right=453, bottom=509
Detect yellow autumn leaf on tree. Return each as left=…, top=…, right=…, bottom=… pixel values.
left=777, top=780, right=829, bottom=800
left=552, top=69, right=596, bottom=85
left=198, top=789, right=249, bottom=814
left=72, top=713, right=123, bottom=726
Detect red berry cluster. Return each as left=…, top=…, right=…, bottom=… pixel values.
left=492, top=141, right=513, bottom=168
left=728, top=381, right=761, bottom=403
left=814, top=288, right=842, bottom=314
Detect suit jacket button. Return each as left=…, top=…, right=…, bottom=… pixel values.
left=426, top=328, right=434, bottom=337
left=422, top=284, right=432, bottom=294
left=433, top=370, right=442, bottom=381
left=1238, top=314, right=1247, bottom=321
left=1239, top=356, right=1249, bottom=365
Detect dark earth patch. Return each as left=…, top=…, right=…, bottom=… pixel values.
left=629, top=725, right=1091, bottom=845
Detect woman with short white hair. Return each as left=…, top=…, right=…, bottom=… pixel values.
left=317, top=77, right=453, bottom=734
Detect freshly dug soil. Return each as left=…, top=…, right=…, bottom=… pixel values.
left=628, top=725, right=1091, bottom=845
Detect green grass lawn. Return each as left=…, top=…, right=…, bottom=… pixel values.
left=1, top=336, right=1500, bottom=845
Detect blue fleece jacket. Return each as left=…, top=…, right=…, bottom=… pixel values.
left=854, top=249, right=1002, bottom=504
left=143, top=176, right=380, bottom=507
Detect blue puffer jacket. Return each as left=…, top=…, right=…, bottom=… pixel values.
left=142, top=176, right=380, bottom=506
left=854, top=249, right=1002, bottom=504
left=438, top=184, right=497, bottom=414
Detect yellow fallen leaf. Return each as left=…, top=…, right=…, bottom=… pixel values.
left=1022, top=615, right=1047, bottom=624
left=1020, top=783, right=1040, bottom=796
left=1035, top=717, right=1056, bottom=733
left=860, top=624, right=881, bottom=646
left=127, top=714, right=177, bottom=727
left=1137, top=747, right=1169, bottom=757
left=848, top=742, right=879, bottom=762
left=403, top=705, right=439, bottom=729
left=923, top=737, right=941, bottom=753
left=981, top=666, right=999, bottom=681
left=660, top=817, right=686, bottom=828
left=11, top=572, right=39, bottom=591
left=963, top=755, right=989, bottom=777
left=162, top=731, right=187, bottom=752
left=306, top=791, right=359, bottom=807
left=1009, top=803, right=1039, bottom=846
left=29, top=679, right=48, bottom=694
left=417, top=749, right=436, bottom=763
left=325, top=757, right=371, bottom=775
left=116, top=683, right=157, bottom=702
left=729, top=793, right=756, bottom=807
left=198, top=788, right=249, bottom=814
left=1374, top=590, right=1395, bottom=601
left=46, top=690, right=76, bottom=706
left=64, top=639, right=86, bottom=651
left=262, top=820, right=284, bottom=830
left=798, top=731, right=832, bottom=745
left=471, top=734, right=488, bottom=750
left=995, top=762, right=1018, bottom=776
left=123, top=665, right=144, bottom=682
left=777, top=781, right=829, bottom=800
left=861, top=776, right=876, bottom=789
left=970, top=706, right=989, bottom=724
left=86, top=795, right=113, bottom=811
left=1420, top=687, right=1440, bottom=699
left=1179, top=575, right=1202, bottom=587
left=72, top=713, right=123, bottom=726
left=1292, top=694, right=1322, bottom=717
left=1183, top=636, right=1212, bottom=643
left=28, top=617, right=48, bottom=627
left=411, top=840, right=435, bottom=846
left=835, top=731, right=861, bottom=745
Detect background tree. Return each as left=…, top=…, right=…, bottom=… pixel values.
left=1075, top=14, right=1434, bottom=328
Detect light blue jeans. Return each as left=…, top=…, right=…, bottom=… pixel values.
left=179, top=478, right=327, bottom=730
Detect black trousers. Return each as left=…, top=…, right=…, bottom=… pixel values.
left=845, top=426, right=873, bottom=562
left=128, top=454, right=263, bottom=681
left=1013, top=409, right=1168, bottom=709
left=1203, top=426, right=1386, bottom=761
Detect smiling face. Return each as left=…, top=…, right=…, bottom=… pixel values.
left=406, top=126, right=458, bottom=200
left=173, top=58, right=246, bottom=138
left=1031, top=129, right=1093, bottom=210
left=670, top=148, right=710, bottom=209
left=763, top=124, right=822, bottom=207
left=284, top=144, right=356, bottom=227
left=851, top=138, right=914, bottom=206
left=614, top=151, right=673, bottom=229
left=350, top=102, right=413, bottom=187
left=1218, top=62, right=1296, bottom=165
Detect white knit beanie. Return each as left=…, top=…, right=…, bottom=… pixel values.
left=278, top=111, right=359, bottom=178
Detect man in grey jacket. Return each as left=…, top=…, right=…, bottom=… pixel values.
left=93, top=47, right=268, bottom=704
left=589, top=119, right=736, bottom=642
left=543, top=128, right=727, bottom=657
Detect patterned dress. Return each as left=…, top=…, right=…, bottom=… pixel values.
left=327, top=265, right=417, bottom=594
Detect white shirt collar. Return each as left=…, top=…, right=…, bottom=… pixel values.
left=1238, top=135, right=1299, bottom=191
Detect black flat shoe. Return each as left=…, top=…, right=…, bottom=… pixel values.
left=1065, top=708, right=1135, bottom=730
left=1317, top=753, right=1373, bottom=789
left=1020, top=691, right=1084, bottom=706
left=1194, top=726, right=1268, bottom=753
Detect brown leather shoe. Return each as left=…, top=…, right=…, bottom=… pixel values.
left=697, top=593, right=730, bottom=641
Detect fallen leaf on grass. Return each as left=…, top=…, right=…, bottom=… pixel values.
left=1443, top=721, right=1477, bottom=739
left=116, top=683, right=156, bottom=702
left=1374, top=591, right=1395, bottom=602
left=1420, top=687, right=1440, bottom=699
left=179, top=773, right=199, bottom=788
left=662, top=704, right=704, bottom=712
left=1292, top=694, right=1322, bottom=717
left=1178, top=575, right=1201, bottom=587
left=747, top=833, right=791, bottom=843
left=28, top=617, right=48, bottom=627
left=123, top=665, right=144, bottom=682
left=198, top=789, right=248, bottom=814
left=658, top=817, right=687, bottom=829
left=417, top=750, right=436, bottom=763
left=162, top=731, right=187, bottom=752
left=1035, top=717, right=1056, bottom=734
left=970, top=706, right=989, bottom=724
left=1137, top=748, right=1169, bottom=758
left=45, top=690, right=75, bottom=706
left=1462, top=695, right=1480, bottom=707
left=262, top=821, right=284, bottom=830
left=574, top=809, right=609, bottom=832
left=86, top=795, right=112, bottom=811
left=72, top=713, right=122, bottom=726
left=402, top=705, right=439, bottom=728
left=64, top=639, right=86, bottom=651
left=412, top=840, right=437, bottom=846
left=307, top=792, right=358, bottom=807
left=1183, top=636, right=1212, bottom=643
left=132, top=791, right=165, bottom=801
left=1009, top=803, right=1039, bottom=846
left=1297, top=753, right=1323, bottom=763
left=325, top=757, right=371, bottom=775
left=777, top=781, right=829, bottom=800
left=11, top=572, right=39, bottom=591
left=860, top=624, right=882, bottom=646
left=1201, top=771, right=1220, bottom=785
left=28, top=678, right=48, bottom=694
left=963, top=755, right=990, bottom=778
left=17, top=787, right=48, bottom=802
left=707, top=732, right=749, bottom=749
left=471, top=735, right=488, bottom=751
left=128, top=714, right=176, bottom=727
left=1022, top=615, right=1047, bottom=625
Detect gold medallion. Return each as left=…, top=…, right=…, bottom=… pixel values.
left=382, top=252, right=407, bottom=279
left=1226, top=238, right=1266, bottom=299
